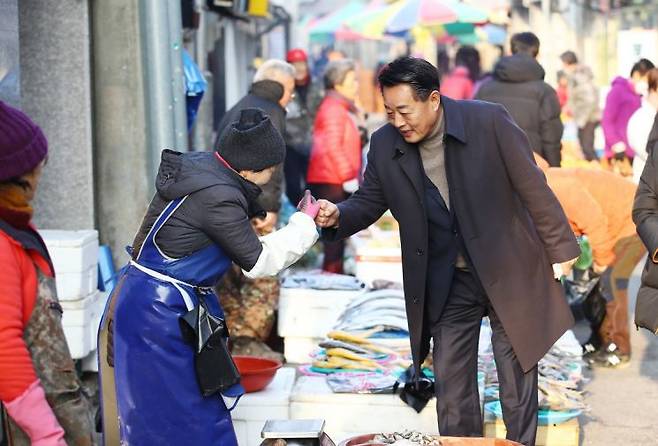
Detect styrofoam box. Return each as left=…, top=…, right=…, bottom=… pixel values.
left=232, top=367, right=296, bottom=446
left=290, top=375, right=485, bottom=444
left=283, top=336, right=323, bottom=364
left=290, top=376, right=437, bottom=442
left=354, top=246, right=403, bottom=287
left=278, top=287, right=366, bottom=363
left=39, top=230, right=99, bottom=300
left=52, top=265, right=98, bottom=301
left=60, top=291, right=108, bottom=359
left=278, top=287, right=366, bottom=339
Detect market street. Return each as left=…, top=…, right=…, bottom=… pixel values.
left=580, top=262, right=658, bottom=445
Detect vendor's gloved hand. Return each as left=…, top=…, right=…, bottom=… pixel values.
left=297, top=189, right=320, bottom=219
left=4, top=380, right=67, bottom=446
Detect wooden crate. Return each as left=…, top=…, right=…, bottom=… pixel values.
left=484, top=417, right=579, bottom=446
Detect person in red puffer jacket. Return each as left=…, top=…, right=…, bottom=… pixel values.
left=307, top=59, right=364, bottom=273
left=0, top=101, right=95, bottom=446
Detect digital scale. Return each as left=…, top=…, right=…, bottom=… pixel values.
left=260, top=419, right=336, bottom=446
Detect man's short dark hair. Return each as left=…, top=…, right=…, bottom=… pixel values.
left=560, top=51, right=578, bottom=66
left=377, top=56, right=440, bottom=101
left=511, top=32, right=540, bottom=58
left=631, top=58, right=655, bottom=78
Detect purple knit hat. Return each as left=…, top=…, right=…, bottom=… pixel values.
left=0, top=101, right=48, bottom=181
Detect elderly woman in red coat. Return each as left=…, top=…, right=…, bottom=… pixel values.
left=307, top=59, right=363, bottom=273
left=0, top=101, right=95, bottom=445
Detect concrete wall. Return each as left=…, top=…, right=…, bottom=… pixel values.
left=91, top=1, right=151, bottom=265
left=19, top=0, right=95, bottom=230
left=0, top=0, right=20, bottom=107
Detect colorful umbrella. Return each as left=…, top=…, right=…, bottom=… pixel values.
left=476, top=23, right=507, bottom=45
left=386, top=0, right=488, bottom=35
left=447, top=1, right=488, bottom=24
left=387, top=0, right=457, bottom=35
left=308, top=2, right=367, bottom=43
left=344, top=0, right=407, bottom=39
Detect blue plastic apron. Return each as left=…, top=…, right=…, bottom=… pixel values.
left=99, top=196, right=243, bottom=445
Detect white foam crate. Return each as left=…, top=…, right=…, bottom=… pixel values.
left=232, top=367, right=296, bottom=446
left=290, top=376, right=437, bottom=442
left=39, top=230, right=99, bottom=301
left=39, top=230, right=99, bottom=272
left=354, top=245, right=403, bottom=287
left=60, top=291, right=108, bottom=359
left=290, top=374, right=485, bottom=444
left=53, top=264, right=98, bottom=301
left=283, top=336, right=323, bottom=364
left=278, top=287, right=365, bottom=339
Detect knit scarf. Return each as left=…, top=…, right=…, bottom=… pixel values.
left=0, top=183, right=33, bottom=229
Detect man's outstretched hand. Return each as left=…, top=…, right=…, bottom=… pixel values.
left=315, top=200, right=340, bottom=228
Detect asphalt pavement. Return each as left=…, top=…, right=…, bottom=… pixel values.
left=579, top=261, right=658, bottom=445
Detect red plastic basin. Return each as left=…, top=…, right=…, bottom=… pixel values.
left=233, top=355, right=282, bottom=393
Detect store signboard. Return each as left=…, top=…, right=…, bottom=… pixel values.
left=617, top=29, right=658, bottom=77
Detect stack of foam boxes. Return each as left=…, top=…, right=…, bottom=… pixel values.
left=39, top=230, right=107, bottom=371
left=278, top=287, right=366, bottom=363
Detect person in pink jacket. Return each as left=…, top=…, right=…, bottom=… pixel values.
left=440, top=46, right=481, bottom=100
left=601, top=58, right=654, bottom=161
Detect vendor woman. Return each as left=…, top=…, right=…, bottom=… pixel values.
left=98, top=109, right=320, bottom=445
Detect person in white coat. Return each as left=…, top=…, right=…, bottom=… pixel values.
left=628, top=68, right=658, bottom=182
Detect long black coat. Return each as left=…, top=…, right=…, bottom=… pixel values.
left=633, top=114, right=658, bottom=295
left=325, top=96, right=580, bottom=373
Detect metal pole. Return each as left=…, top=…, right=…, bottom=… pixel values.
left=195, top=0, right=208, bottom=71
left=191, top=0, right=214, bottom=151
left=140, top=0, right=177, bottom=180
left=167, top=0, right=189, bottom=151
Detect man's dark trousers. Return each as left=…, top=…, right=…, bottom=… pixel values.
left=422, top=172, right=538, bottom=446
left=430, top=269, right=539, bottom=446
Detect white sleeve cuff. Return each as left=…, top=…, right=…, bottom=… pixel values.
left=242, top=212, right=319, bottom=279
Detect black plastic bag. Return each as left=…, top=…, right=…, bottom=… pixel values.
left=393, top=366, right=435, bottom=413
left=563, top=275, right=606, bottom=326
left=179, top=298, right=241, bottom=397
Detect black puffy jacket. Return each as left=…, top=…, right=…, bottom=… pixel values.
left=132, top=150, right=265, bottom=271
left=634, top=114, right=658, bottom=287
left=475, top=54, right=563, bottom=167
left=632, top=116, right=658, bottom=332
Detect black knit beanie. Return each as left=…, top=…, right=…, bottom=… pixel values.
left=216, top=108, right=285, bottom=171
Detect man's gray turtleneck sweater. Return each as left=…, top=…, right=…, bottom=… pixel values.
left=418, top=106, right=450, bottom=208
left=418, top=106, right=468, bottom=268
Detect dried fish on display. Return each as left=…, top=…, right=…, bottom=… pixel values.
left=481, top=321, right=589, bottom=414
left=374, top=431, right=441, bottom=445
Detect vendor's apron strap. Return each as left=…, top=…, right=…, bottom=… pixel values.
left=129, top=260, right=196, bottom=312
left=136, top=196, right=188, bottom=262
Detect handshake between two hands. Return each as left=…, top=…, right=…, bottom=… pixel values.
left=297, top=191, right=582, bottom=278
left=296, top=190, right=340, bottom=228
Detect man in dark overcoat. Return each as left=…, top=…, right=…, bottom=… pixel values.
left=315, top=57, right=580, bottom=446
